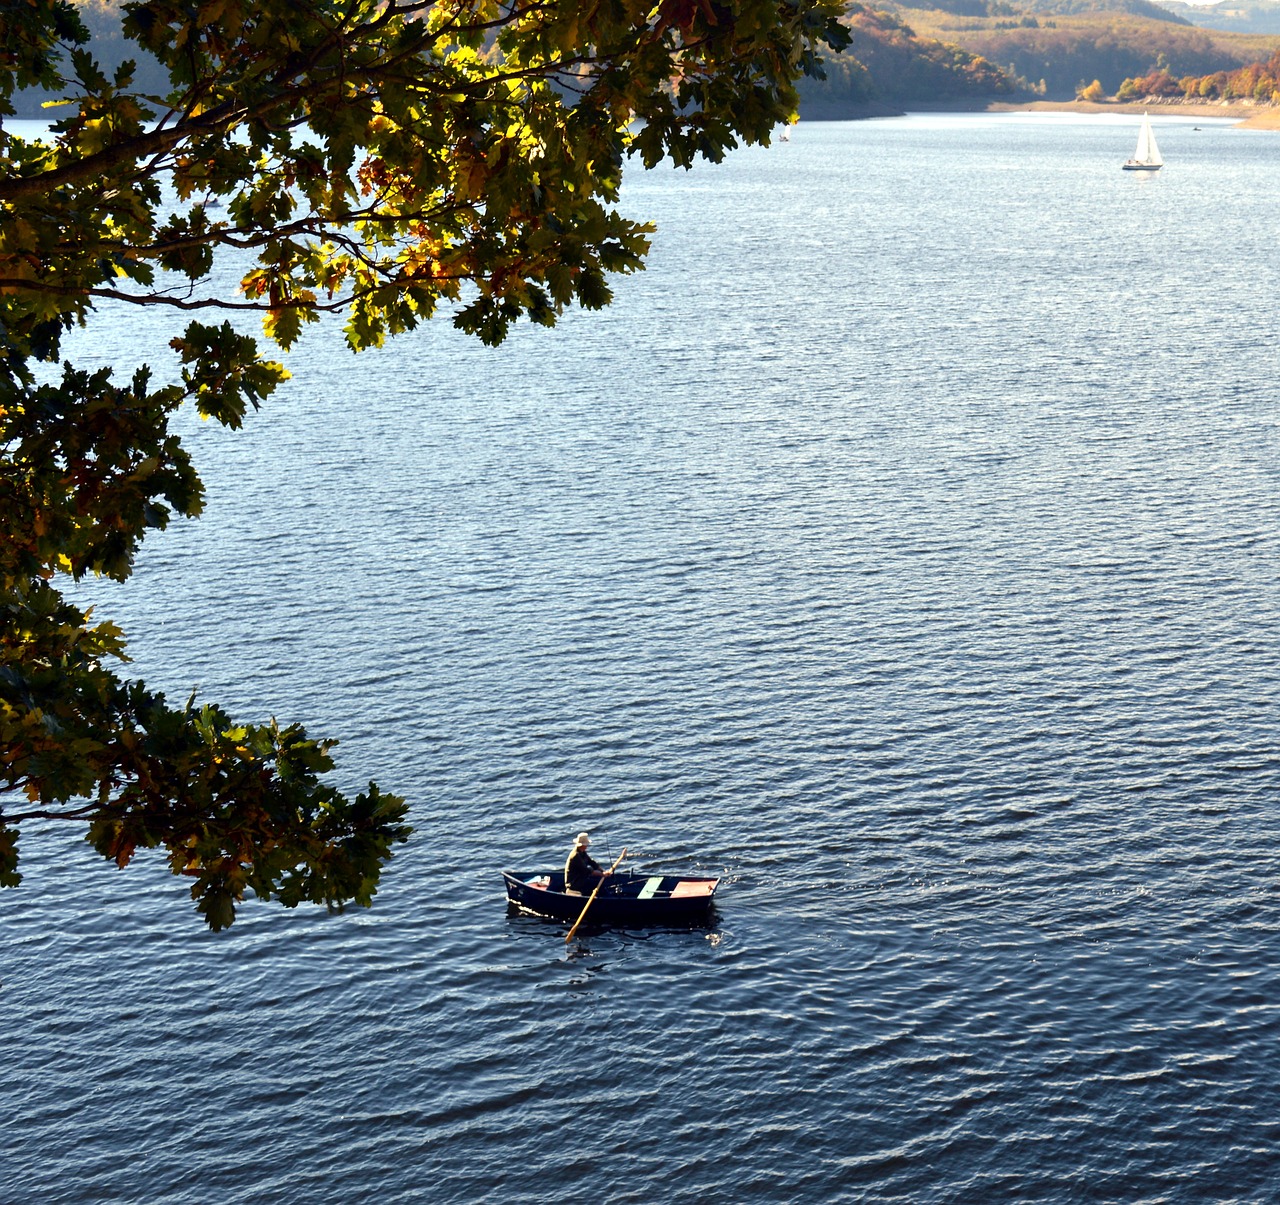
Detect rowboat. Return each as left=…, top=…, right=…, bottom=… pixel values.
left=502, top=869, right=720, bottom=925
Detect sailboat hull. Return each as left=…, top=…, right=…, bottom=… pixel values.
left=1122, top=162, right=1162, bottom=171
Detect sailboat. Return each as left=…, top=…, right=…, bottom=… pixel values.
left=1122, top=113, right=1163, bottom=171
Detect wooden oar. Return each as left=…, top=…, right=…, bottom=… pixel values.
left=565, top=847, right=627, bottom=942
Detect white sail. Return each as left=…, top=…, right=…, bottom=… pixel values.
left=1134, top=114, right=1162, bottom=166
left=1143, top=117, right=1163, bottom=165
left=1123, top=113, right=1163, bottom=170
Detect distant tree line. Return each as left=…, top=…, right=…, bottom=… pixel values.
left=1116, top=48, right=1280, bottom=98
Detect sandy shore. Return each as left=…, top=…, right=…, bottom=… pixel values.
left=988, top=98, right=1280, bottom=130
left=801, top=97, right=1280, bottom=129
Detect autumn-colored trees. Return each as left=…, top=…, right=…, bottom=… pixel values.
left=1185, top=49, right=1280, bottom=99
left=1116, top=49, right=1280, bottom=101
left=1116, top=68, right=1181, bottom=98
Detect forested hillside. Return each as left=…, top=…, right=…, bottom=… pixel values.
left=1026, top=0, right=1185, bottom=20
left=786, top=0, right=1280, bottom=113
left=800, top=5, right=1016, bottom=112
left=879, top=1, right=1280, bottom=97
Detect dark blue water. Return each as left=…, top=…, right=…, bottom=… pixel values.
left=5, top=113, right=1280, bottom=1203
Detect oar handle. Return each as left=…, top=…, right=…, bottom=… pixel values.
left=565, top=847, right=627, bottom=943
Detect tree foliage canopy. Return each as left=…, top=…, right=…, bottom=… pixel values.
left=0, top=0, right=847, bottom=927
left=1119, top=47, right=1280, bottom=100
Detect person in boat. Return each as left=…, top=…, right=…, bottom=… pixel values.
left=565, top=832, right=609, bottom=893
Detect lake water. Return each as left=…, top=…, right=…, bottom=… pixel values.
left=5, top=112, right=1280, bottom=1202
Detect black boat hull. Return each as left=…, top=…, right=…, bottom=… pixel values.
left=502, top=870, right=719, bottom=926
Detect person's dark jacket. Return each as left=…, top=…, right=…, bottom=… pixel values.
left=565, top=847, right=603, bottom=893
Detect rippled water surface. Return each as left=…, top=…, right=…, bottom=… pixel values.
left=5, top=113, right=1280, bottom=1203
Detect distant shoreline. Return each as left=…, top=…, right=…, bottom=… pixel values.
left=990, top=98, right=1280, bottom=130
left=800, top=97, right=1280, bottom=130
